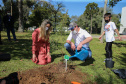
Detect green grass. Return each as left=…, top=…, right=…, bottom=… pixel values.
left=0, top=31, right=126, bottom=84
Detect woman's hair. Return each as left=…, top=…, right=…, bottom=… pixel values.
left=39, top=19, right=52, bottom=41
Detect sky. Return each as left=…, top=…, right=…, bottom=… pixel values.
left=0, top=0, right=126, bottom=17
left=48, top=0, right=126, bottom=17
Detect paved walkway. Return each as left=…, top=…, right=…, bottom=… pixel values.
left=115, top=35, right=126, bottom=41
left=92, top=35, right=126, bottom=41
left=91, top=35, right=100, bottom=38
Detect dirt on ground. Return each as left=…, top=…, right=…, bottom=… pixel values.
left=0, top=62, right=96, bottom=84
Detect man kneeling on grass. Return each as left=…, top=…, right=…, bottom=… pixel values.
left=64, top=22, right=93, bottom=60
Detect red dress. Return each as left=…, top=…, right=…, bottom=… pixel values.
left=32, top=28, right=51, bottom=65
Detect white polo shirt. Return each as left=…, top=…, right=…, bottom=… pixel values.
left=67, top=28, right=92, bottom=48
left=104, top=22, right=117, bottom=42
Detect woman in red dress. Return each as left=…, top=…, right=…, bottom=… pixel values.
left=32, top=20, right=52, bottom=65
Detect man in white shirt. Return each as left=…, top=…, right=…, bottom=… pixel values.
left=64, top=22, right=93, bottom=59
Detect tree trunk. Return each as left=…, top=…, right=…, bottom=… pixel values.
left=90, top=15, right=92, bottom=34
left=54, top=13, right=56, bottom=33
left=95, top=23, right=97, bottom=34
left=11, top=0, right=12, bottom=16
left=100, top=0, right=107, bottom=43
left=18, top=0, right=24, bottom=32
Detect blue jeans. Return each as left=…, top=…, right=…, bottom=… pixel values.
left=7, top=28, right=16, bottom=41
left=64, top=43, right=92, bottom=59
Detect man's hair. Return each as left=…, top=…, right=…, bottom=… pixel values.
left=104, top=13, right=112, bottom=18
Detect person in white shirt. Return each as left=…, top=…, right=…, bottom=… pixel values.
left=64, top=22, right=93, bottom=60
left=99, top=13, right=121, bottom=60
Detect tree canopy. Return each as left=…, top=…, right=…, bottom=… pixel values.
left=109, top=0, right=122, bottom=7
left=84, top=2, right=99, bottom=34
left=0, top=0, right=122, bottom=33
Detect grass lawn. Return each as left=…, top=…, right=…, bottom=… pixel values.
left=0, top=31, right=126, bottom=84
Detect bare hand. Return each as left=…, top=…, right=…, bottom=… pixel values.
left=118, top=37, right=122, bottom=41
left=32, top=54, right=36, bottom=62
left=77, top=43, right=82, bottom=50
left=99, top=36, right=102, bottom=40
left=71, top=42, right=75, bottom=51
left=47, top=52, right=51, bottom=58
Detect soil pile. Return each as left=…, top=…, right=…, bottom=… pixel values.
left=0, top=62, right=95, bottom=84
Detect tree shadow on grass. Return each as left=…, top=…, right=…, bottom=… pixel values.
left=94, top=74, right=107, bottom=84
left=0, top=53, right=11, bottom=61
left=94, top=74, right=114, bottom=84
left=0, top=38, right=64, bottom=60
left=93, top=66, right=126, bottom=84
left=94, top=70, right=126, bottom=84
left=117, top=53, right=126, bottom=66
left=78, top=58, right=95, bottom=66
left=113, top=42, right=126, bottom=47
left=0, top=39, right=32, bottom=60
left=51, top=54, right=65, bottom=62
left=112, top=53, right=126, bottom=67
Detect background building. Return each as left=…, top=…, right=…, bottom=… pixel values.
left=119, top=6, right=126, bottom=35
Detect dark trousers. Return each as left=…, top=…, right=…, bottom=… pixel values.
left=64, top=43, right=92, bottom=58
left=105, top=42, right=113, bottom=58
left=7, top=28, right=16, bottom=41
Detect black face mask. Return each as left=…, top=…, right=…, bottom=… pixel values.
left=105, top=18, right=110, bottom=23
left=105, top=20, right=109, bottom=23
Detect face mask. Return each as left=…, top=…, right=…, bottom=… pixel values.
left=73, top=30, right=77, bottom=34
left=105, top=18, right=110, bottom=23
left=7, top=13, right=11, bottom=16
left=46, top=27, right=48, bottom=31
left=105, top=20, right=109, bottom=23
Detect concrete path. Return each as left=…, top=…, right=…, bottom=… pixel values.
left=91, top=35, right=126, bottom=41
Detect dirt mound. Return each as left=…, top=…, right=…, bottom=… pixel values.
left=0, top=62, right=95, bottom=84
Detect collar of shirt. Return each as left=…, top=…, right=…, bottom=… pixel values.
left=78, top=28, right=82, bottom=34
